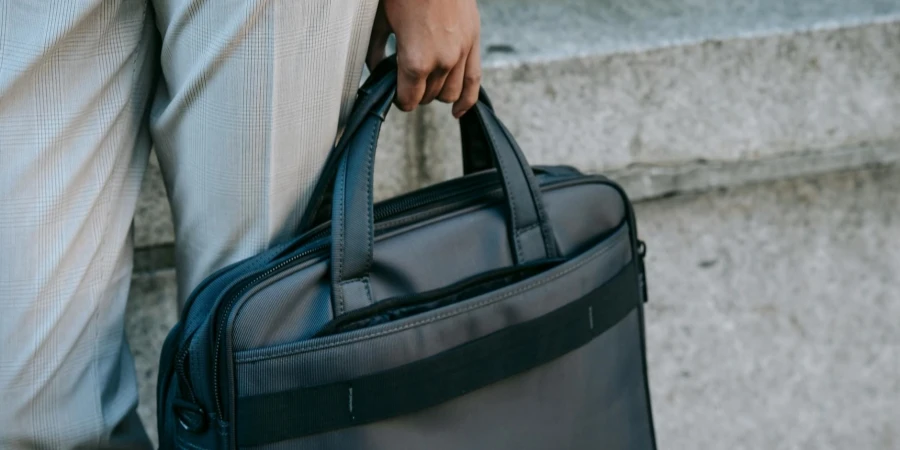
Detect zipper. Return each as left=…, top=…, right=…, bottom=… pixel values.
left=173, top=242, right=328, bottom=408
left=375, top=176, right=495, bottom=219
left=301, top=176, right=498, bottom=245
left=210, top=243, right=326, bottom=417
left=368, top=166, right=573, bottom=223
left=637, top=239, right=648, bottom=303
left=171, top=255, right=274, bottom=406
left=268, top=171, right=506, bottom=261
left=314, top=257, right=566, bottom=337
left=280, top=167, right=573, bottom=256
left=174, top=343, right=197, bottom=404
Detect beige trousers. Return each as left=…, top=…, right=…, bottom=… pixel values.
left=0, top=0, right=377, bottom=447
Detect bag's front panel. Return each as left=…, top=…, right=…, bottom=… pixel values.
left=231, top=226, right=650, bottom=449
left=249, top=311, right=651, bottom=450
left=159, top=57, right=655, bottom=449
left=234, top=226, right=631, bottom=393
left=230, top=182, right=628, bottom=353
left=229, top=261, right=333, bottom=350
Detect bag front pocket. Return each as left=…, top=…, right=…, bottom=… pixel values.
left=314, top=258, right=565, bottom=337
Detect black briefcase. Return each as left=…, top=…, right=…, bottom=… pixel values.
left=157, top=57, right=657, bottom=449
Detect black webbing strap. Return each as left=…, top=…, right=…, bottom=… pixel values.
left=236, top=263, right=639, bottom=447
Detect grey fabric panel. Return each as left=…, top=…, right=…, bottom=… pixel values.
left=245, top=310, right=651, bottom=450
left=231, top=182, right=626, bottom=351
left=234, top=225, right=631, bottom=395
left=229, top=262, right=333, bottom=352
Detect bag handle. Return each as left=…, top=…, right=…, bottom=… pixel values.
left=297, top=56, right=494, bottom=232
left=304, top=57, right=560, bottom=316
left=297, top=59, right=401, bottom=233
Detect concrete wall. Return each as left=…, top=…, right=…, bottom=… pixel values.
left=640, top=166, right=900, bottom=449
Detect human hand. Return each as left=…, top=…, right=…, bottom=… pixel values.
left=367, top=0, right=481, bottom=118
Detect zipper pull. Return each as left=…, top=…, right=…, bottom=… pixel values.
left=172, top=397, right=207, bottom=434
left=637, top=240, right=648, bottom=303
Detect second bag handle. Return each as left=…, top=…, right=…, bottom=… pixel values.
left=304, top=57, right=560, bottom=317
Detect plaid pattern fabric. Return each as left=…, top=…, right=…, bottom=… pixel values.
left=0, top=0, right=377, bottom=447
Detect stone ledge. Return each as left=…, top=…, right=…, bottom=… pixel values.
left=132, top=143, right=900, bottom=274
left=476, top=0, right=900, bottom=68
left=610, top=141, right=900, bottom=202
left=422, top=18, right=900, bottom=182
left=638, top=164, right=900, bottom=449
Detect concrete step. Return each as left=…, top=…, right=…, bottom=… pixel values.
left=639, top=164, right=900, bottom=450
left=477, top=0, right=900, bottom=64
left=422, top=0, right=900, bottom=182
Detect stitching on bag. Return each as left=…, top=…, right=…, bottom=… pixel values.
left=335, top=156, right=348, bottom=315
left=478, top=106, right=523, bottom=262
left=363, top=279, right=373, bottom=307
left=518, top=223, right=541, bottom=233
left=496, top=118, right=556, bottom=258
left=336, top=119, right=379, bottom=315
left=515, top=223, right=541, bottom=238
left=236, top=227, right=628, bottom=363
left=336, top=278, right=372, bottom=307
left=364, top=119, right=379, bottom=276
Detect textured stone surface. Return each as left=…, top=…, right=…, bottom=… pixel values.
left=126, top=270, right=178, bottom=448
left=127, top=165, right=900, bottom=449
left=424, top=18, right=900, bottom=181
left=609, top=142, right=900, bottom=201
left=477, top=0, right=900, bottom=66
left=639, top=166, right=900, bottom=449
